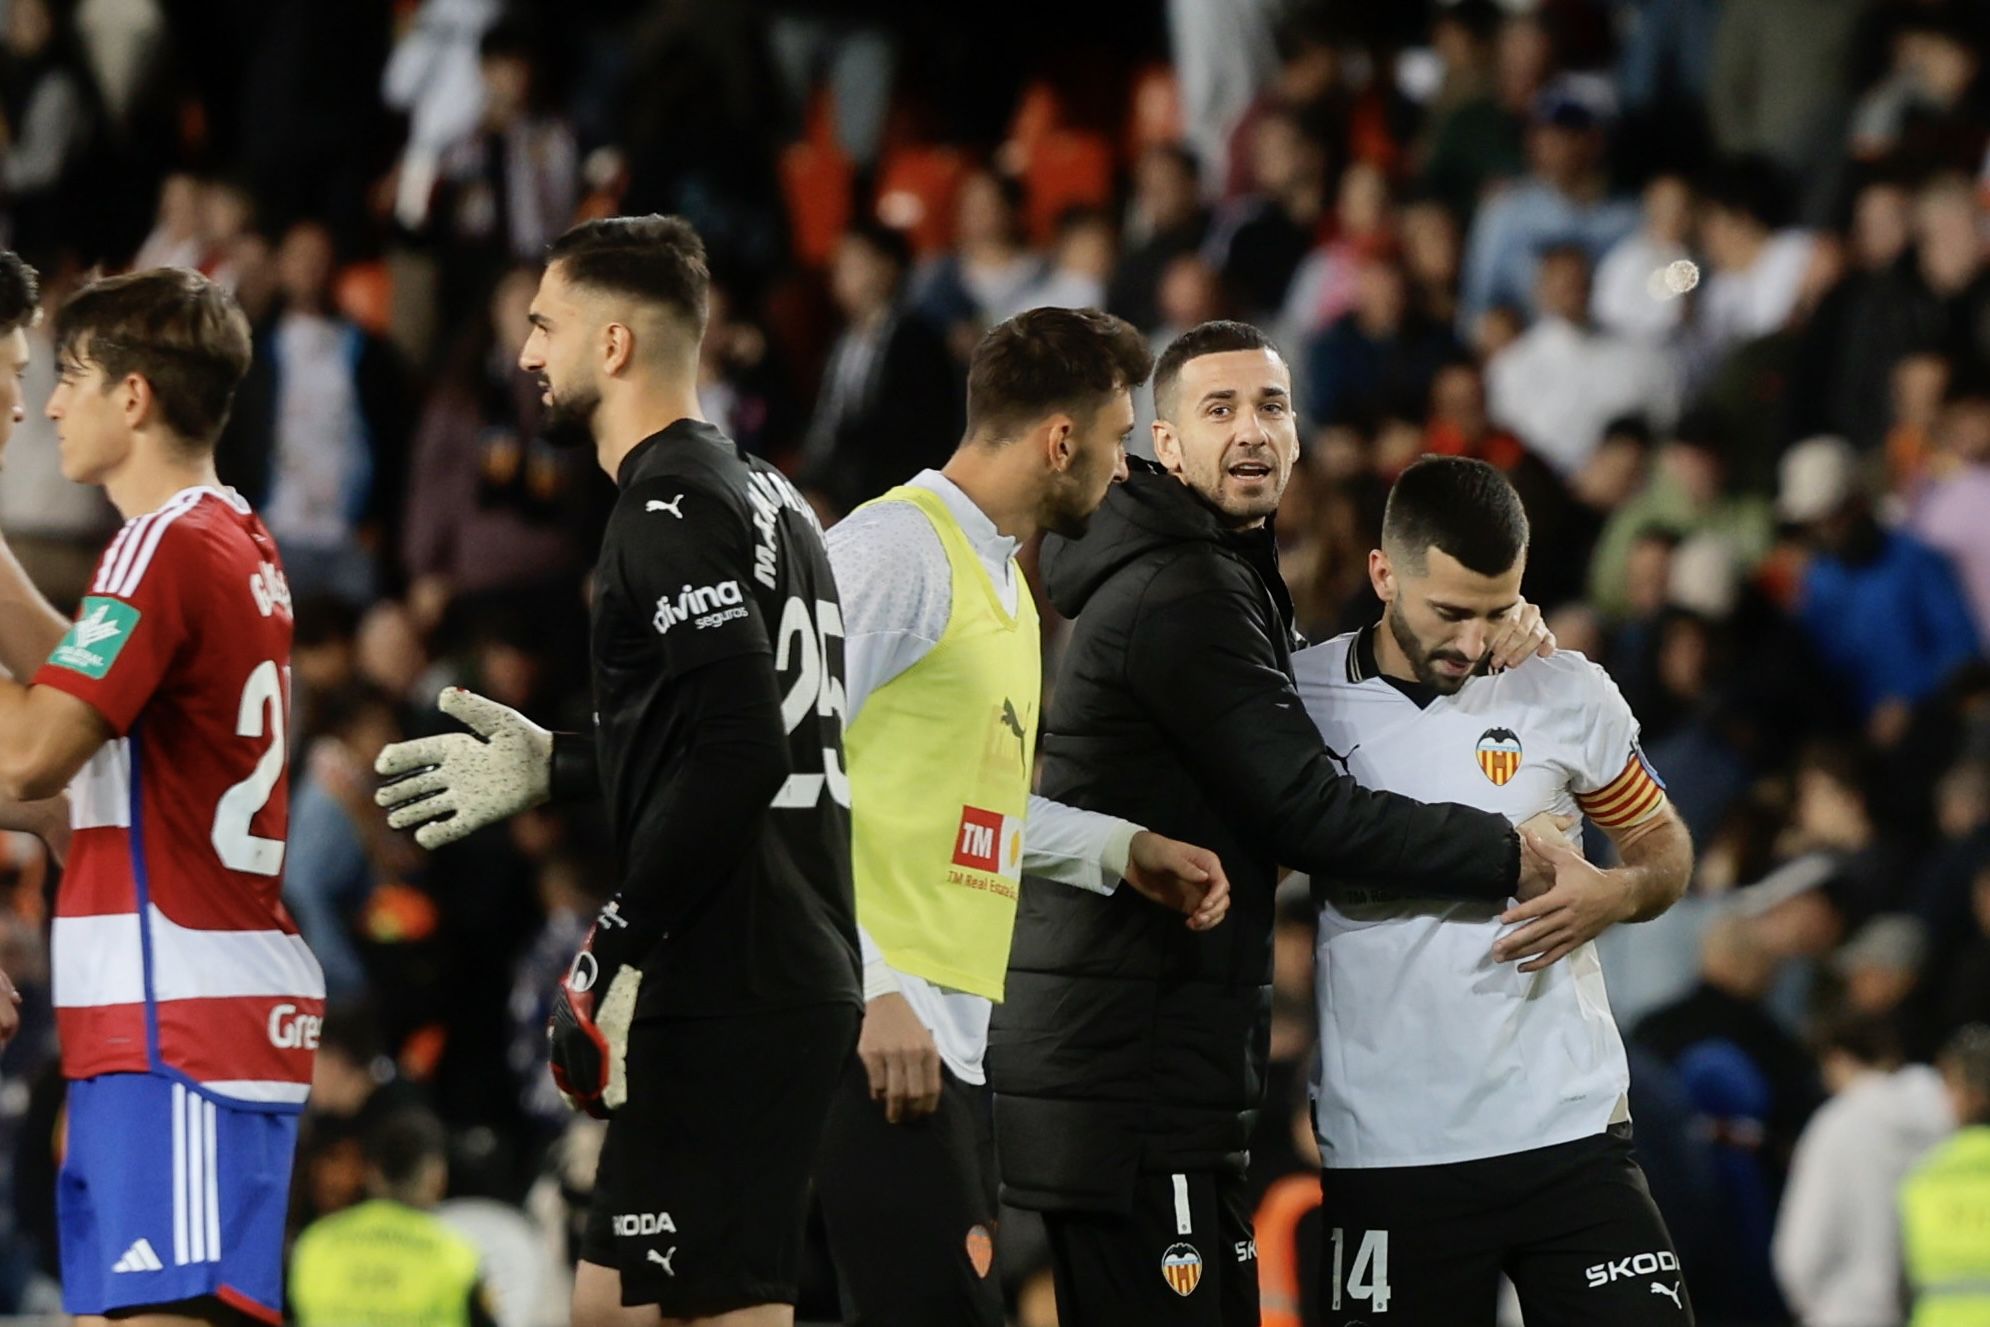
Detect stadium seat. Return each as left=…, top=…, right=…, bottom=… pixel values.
left=873, top=145, right=970, bottom=257
left=1022, top=129, right=1115, bottom=242
left=780, top=140, right=855, bottom=268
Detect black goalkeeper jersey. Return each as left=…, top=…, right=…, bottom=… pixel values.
left=589, top=419, right=859, bottom=1018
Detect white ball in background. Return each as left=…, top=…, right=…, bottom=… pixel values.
left=1663, top=258, right=1700, bottom=295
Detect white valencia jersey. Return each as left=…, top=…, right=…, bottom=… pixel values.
left=1293, top=626, right=1667, bottom=1168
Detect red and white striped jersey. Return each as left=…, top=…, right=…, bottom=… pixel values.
left=36, top=486, right=321, bottom=1110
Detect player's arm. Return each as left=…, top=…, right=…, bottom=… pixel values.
left=1494, top=676, right=1693, bottom=971
left=548, top=480, right=791, bottom=1116
left=1125, top=563, right=1521, bottom=900
left=1024, top=796, right=1229, bottom=929
left=0, top=791, right=71, bottom=863
left=0, top=681, right=111, bottom=801
left=0, top=538, right=72, bottom=679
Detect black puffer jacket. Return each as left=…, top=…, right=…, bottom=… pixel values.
left=987, top=462, right=1520, bottom=1212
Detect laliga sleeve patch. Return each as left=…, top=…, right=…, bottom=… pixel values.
left=46, top=597, right=142, bottom=680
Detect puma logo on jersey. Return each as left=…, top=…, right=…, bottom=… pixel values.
left=1585, top=1251, right=1679, bottom=1287
left=1651, top=1282, right=1683, bottom=1309
left=645, top=495, right=686, bottom=518
left=647, top=1247, right=677, bottom=1276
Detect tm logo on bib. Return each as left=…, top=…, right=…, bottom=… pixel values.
left=1476, top=726, right=1523, bottom=786
left=48, top=597, right=140, bottom=680
left=951, top=806, right=1022, bottom=884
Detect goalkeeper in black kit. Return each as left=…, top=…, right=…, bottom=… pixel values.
left=375, top=215, right=858, bottom=1327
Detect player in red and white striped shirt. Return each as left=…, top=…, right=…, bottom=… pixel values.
left=0, top=266, right=317, bottom=1326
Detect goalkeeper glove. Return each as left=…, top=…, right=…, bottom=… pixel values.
left=374, top=688, right=552, bottom=849
left=549, top=898, right=644, bottom=1118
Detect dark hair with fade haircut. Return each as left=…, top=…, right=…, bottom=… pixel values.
left=1382, top=455, right=1530, bottom=575
left=1151, top=319, right=1279, bottom=420
left=546, top=213, right=711, bottom=337
left=0, top=250, right=39, bottom=333
left=363, top=1107, right=448, bottom=1190
left=55, top=267, right=252, bottom=445
left=965, top=307, right=1152, bottom=441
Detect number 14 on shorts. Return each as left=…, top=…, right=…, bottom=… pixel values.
left=1329, top=1227, right=1391, bottom=1313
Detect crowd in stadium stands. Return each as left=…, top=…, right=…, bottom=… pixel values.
left=2, top=0, right=1990, bottom=1323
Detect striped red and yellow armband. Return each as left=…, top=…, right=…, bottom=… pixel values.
left=1575, top=748, right=1668, bottom=829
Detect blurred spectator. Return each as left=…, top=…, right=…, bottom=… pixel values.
left=1, top=0, right=101, bottom=264
left=1107, top=143, right=1210, bottom=334
left=1908, top=176, right=1990, bottom=391
left=1933, top=865, right=1990, bottom=1045
left=1398, top=197, right=1462, bottom=328
left=800, top=222, right=959, bottom=516
left=1910, top=392, right=1990, bottom=647
left=1836, top=916, right=1931, bottom=1018
left=426, top=21, right=578, bottom=326
left=911, top=168, right=1044, bottom=347
left=1886, top=352, right=1954, bottom=494
left=1591, top=173, right=1695, bottom=342
left=403, top=264, right=595, bottom=618
left=1458, top=76, right=1639, bottom=329
left=1414, top=5, right=1539, bottom=226
left=1708, top=0, right=1863, bottom=183
left=1486, top=245, right=1680, bottom=478
left=1686, top=161, right=1818, bottom=388
left=1304, top=255, right=1457, bottom=429
left=1204, top=107, right=1328, bottom=322
left=696, top=279, right=792, bottom=461
left=1798, top=178, right=1922, bottom=451
left=1772, top=1008, right=1952, bottom=1327
left=1848, top=9, right=1988, bottom=178
left=381, top=0, right=502, bottom=232
left=768, top=4, right=897, bottom=173
left=1276, top=160, right=1393, bottom=351
left=1634, top=910, right=1824, bottom=1160
left=1167, top=0, right=1278, bottom=196
left=290, top=1107, right=496, bottom=1327
left=221, top=220, right=413, bottom=604
left=292, top=595, right=363, bottom=743
left=1024, top=207, right=1116, bottom=313
left=1589, top=416, right=1775, bottom=618
left=1778, top=435, right=1979, bottom=734
left=1898, top=1025, right=1990, bottom=1326
left=286, top=685, right=410, bottom=1002
left=131, top=171, right=206, bottom=271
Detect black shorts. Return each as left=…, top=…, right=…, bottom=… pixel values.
left=1317, top=1125, right=1694, bottom=1327
left=815, top=1058, right=1003, bottom=1326
left=580, top=1003, right=858, bottom=1316
left=1044, top=1169, right=1260, bottom=1327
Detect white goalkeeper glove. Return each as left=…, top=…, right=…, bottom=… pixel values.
left=374, top=687, right=552, bottom=849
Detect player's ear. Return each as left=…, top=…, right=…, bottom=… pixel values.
left=120, top=373, right=153, bottom=430
left=1152, top=419, right=1182, bottom=476
left=1044, top=415, right=1076, bottom=474
left=1368, top=547, right=1394, bottom=602
left=601, top=321, right=634, bottom=377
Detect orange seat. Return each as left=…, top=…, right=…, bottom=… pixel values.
left=873, top=145, right=971, bottom=257
left=1023, top=129, right=1115, bottom=242
left=780, top=140, right=855, bottom=268
left=333, top=261, right=392, bottom=336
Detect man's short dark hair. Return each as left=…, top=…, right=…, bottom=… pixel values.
left=1811, top=1006, right=1904, bottom=1068
left=965, top=307, right=1152, bottom=441
left=547, top=214, right=710, bottom=336
left=1941, top=1024, right=1990, bottom=1105
left=364, top=1108, right=448, bottom=1191
left=0, top=250, right=39, bottom=334
left=1382, top=455, right=1531, bottom=575
left=1152, top=320, right=1279, bottom=420
left=55, top=267, right=252, bottom=445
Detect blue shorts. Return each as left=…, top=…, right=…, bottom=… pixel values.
left=59, top=1074, right=297, bottom=1323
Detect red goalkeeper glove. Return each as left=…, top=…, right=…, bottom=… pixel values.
left=549, top=900, right=645, bottom=1118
